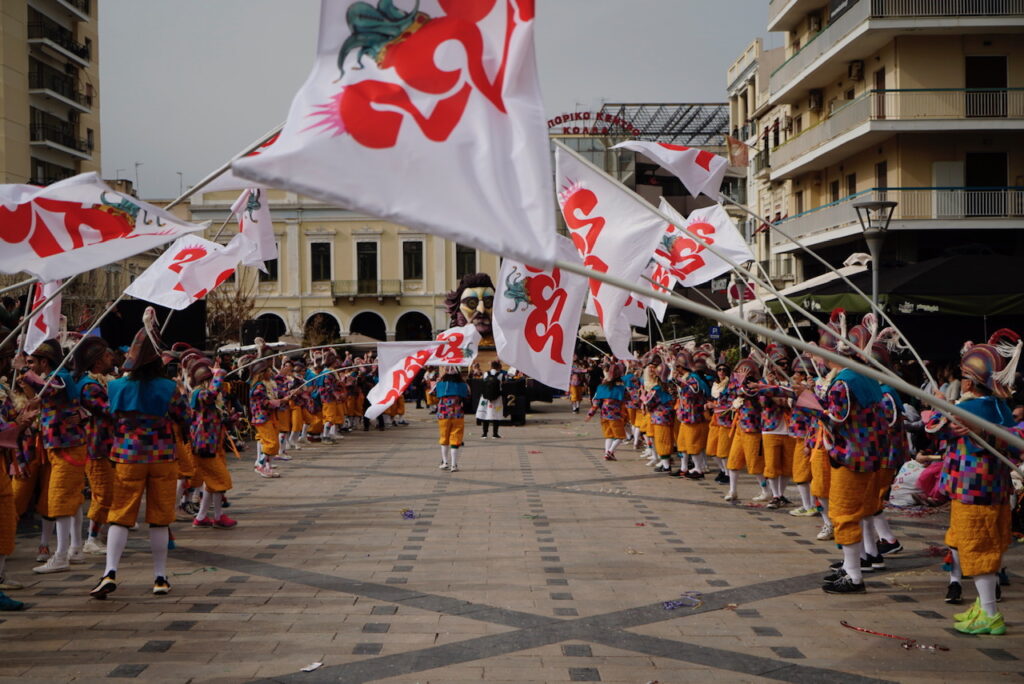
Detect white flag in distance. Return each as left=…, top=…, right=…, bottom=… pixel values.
left=231, top=189, right=277, bottom=273
left=612, top=140, right=728, bottom=200
left=365, top=341, right=444, bottom=420
left=0, top=173, right=206, bottom=281
left=23, top=280, right=62, bottom=354
left=232, top=0, right=557, bottom=267
left=424, top=323, right=481, bottom=368
left=125, top=235, right=242, bottom=311
left=493, top=236, right=588, bottom=390
left=657, top=198, right=754, bottom=288
left=555, top=147, right=666, bottom=360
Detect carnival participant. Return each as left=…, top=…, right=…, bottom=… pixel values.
left=707, top=363, right=734, bottom=484
left=477, top=360, right=504, bottom=439
left=758, top=346, right=795, bottom=509
left=586, top=362, right=626, bottom=460
left=930, top=330, right=1021, bottom=634
left=622, top=361, right=642, bottom=448
left=725, top=357, right=767, bottom=502
left=818, top=311, right=888, bottom=594
left=250, top=353, right=284, bottom=479
left=185, top=354, right=238, bottom=529
left=673, top=351, right=711, bottom=479
left=642, top=355, right=676, bottom=474
left=72, top=336, right=117, bottom=555
left=23, top=339, right=89, bottom=574
left=435, top=367, right=469, bottom=472
left=786, top=356, right=820, bottom=518
left=0, top=380, right=34, bottom=608
left=273, top=359, right=297, bottom=454
left=569, top=356, right=587, bottom=413
left=91, top=314, right=189, bottom=599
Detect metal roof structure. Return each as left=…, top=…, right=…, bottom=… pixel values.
left=597, top=103, right=729, bottom=146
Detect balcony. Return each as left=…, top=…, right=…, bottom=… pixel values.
left=29, top=69, right=91, bottom=113
left=30, top=123, right=91, bottom=159
left=770, top=0, right=1024, bottom=103
left=752, top=149, right=771, bottom=176
left=55, top=0, right=90, bottom=21
left=28, top=22, right=91, bottom=66
left=770, top=88, right=1024, bottom=178
left=768, top=0, right=826, bottom=31
left=331, top=279, right=402, bottom=302
left=771, top=186, right=1024, bottom=251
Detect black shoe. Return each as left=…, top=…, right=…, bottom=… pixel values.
left=714, top=471, right=729, bottom=484
left=220, top=496, right=230, bottom=509
left=493, top=433, right=501, bottom=439
left=90, top=571, right=117, bottom=600
left=876, top=539, right=902, bottom=555
left=766, top=496, right=782, bottom=509
left=945, top=581, right=962, bottom=604
left=152, top=576, right=171, bottom=595
left=683, top=470, right=705, bottom=480
left=868, top=553, right=885, bottom=570
left=999, top=567, right=1011, bottom=586
left=829, top=557, right=874, bottom=573
left=654, top=463, right=671, bottom=473
left=779, top=496, right=792, bottom=506
left=823, top=568, right=846, bottom=583
left=823, top=575, right=865, bottom=594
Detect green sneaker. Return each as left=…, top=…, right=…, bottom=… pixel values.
left=953, top=598, right=982, bottom=623
left=954, top=611, right=1006, bottom=636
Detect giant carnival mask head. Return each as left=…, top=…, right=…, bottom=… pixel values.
left=445, top=273, right=495, bottom=338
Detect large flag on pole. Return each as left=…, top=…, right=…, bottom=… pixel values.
left=0, top=173, right=207, bottom=280
left=555, top=147, right=666, bottom=360
left=424, top=323, right=482, bottom=368
left=23, top=280, right=62, bottom=354
left=493, top=236, right=588, bottom=390
left=125, top=235, right=243, bottom=310
left=231, top=189, right=277, bottom=273
left=365, top=341, right=444, bottom=420
left=656, top=198, right=755, bottom=287
left=233, top=0, right=557, bottom=267
left=612, top=140, right=728, bottom=200
left=199, top=132, right=280, bottom=194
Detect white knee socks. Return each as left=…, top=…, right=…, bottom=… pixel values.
left=842, top=542, right=865, bottom=583
left=40, top=517, right=55, bottom=548
left=440, top=445, right=450, bottom=465
left=819, top=498, right=830, bottom=523
left=450, top=447, right=459, bottom=468
left=55, top=516, right=72, bottom=559
left=949, top=548, right=963, bottom=583
left=797, top=483, right=813, bottom=509
left=728, top=469, right=738, bottom=496
left=767, top=478, right=781, bottom=498
left=694, top=453, right=707, bottom=473
left=608, top=439, right=621, bottom=455
left=861, top=520, right=878, bottom=557
left=197, top=488, right=213, bottom=521
left=71, top=508, right=83, bottom=551
left=149, top=527, right=169, bottom=579
left=975, top=573, right=999, bottom=617
left=105, top=524, right=128, bottom=575
left=872, top=514, right=896, bottom=543
left=211, top=493, right=224, bottom=521
left=716, top=457, right=727, bottom=473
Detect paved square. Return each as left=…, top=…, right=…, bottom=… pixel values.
left=1, top=403, right=1020, bottom=682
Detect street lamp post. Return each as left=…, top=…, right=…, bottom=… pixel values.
left=853, top=200, right=897, bottom=310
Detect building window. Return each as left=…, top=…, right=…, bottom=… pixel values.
left=356, top=241, right=378, bottom=293
left=830, top=180, right=840, bottom=204
left=310, top=242, right=331, bottom=282
left=402, top=240, right=423, bottom=280
left=846, top=173, right=857, bottom=198
left=455, top=244, right=476, bottom=280
left=794, top=191, right=804, bottom=215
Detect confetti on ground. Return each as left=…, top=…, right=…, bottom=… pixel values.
left=725, top=603, right=738, bottom=610
left=925, top=545, right=947, bottom=557
left=172, top=567, right=218, bottom=576
left=626, top=548, right=643, bottom=555
left=300, top=662, right=323, bottom=672
left=662, top=592, right=703, bottom=610
left=635, top=522, right=646, bottom=526
left=841, top=620, right=949, bottom=652
left=400, top=508, right=416, bottom=519
left=522, top=514, right=540, bottom=519
left=528, top=450, right=542, bottom=454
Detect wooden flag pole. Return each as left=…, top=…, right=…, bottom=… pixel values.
left=0, top=277, right=37, bottom=298
left=0, top=276, right=78, bottom=353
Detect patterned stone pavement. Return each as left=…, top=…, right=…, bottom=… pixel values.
left=0, top=402, right=1021, bottom=683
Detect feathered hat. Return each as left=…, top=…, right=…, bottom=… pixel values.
left=961, top=328, right=1022, bottom=398
left=123, top=307, right=164, bottom=371
left=733, top=357, right=760, bottom=380
left=817, top=308, right=847, bottom=354
left=72, top=335, right=110, bottom=375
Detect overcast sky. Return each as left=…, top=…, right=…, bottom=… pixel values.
left=99, top=1, right=773, bottom=199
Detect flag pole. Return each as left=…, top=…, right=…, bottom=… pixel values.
left=0, top=276, right=78, bottom=354
left=0, top=277, right=37, bottom=297
left=163, top=122, right=284, bottom=212
left=551, top=141, right=1024, bottom=463
left=226, top=342, right=378, bottom=378
left=576, top=334, right=606, bottom=357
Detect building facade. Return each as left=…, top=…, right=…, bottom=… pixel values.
left=731, top=0, right=1024, bottom=285
left=0, top=0, right=100, bottom=185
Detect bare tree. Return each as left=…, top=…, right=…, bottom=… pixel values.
left=205, top=273, right=258, bottom=350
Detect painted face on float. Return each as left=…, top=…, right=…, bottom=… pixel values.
left=459, top=286, right=494, bottom=335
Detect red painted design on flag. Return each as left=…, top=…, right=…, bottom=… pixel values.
left=657, top=142, right=715, bottom=172
left=30, top=284, right=48, bottom=334
left=656, top=221, right=718, bottom=282
left=433, top=330, right=469, bottom=364
left=523, top=265, right=567, bottom=363
left=561, top=185, right=610, bottom=323
left=378, top=348, right=435, bottom=405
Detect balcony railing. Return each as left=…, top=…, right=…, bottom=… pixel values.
left=28, top=22, right=91, bottom=61
left=332, top=279, right=403, bottom=299
left=772, top=89, right=1024, bottom=170
left=771, top=186, right=1024, bottom=246
left=770, top=0, right=1024, bottom=94
left=59, top=0, right=90, bottom=16
left=30, top=124, right=90, bottom=154
left=752, top=149, right=771, bottom=174
left=28, top=70, right=90, bottom=107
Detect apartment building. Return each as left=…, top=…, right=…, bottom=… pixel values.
left=0, top=0, right=100, bottom=185
left=736, top=0, right=1024, bottom=283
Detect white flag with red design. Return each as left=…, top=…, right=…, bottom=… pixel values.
left=231, top=188, right=277, bottom=273
left=0, top=173, right=207, bottom=281
left=365, top=340, right=445, bottom=420
left=622, top=256, right=677, bottom=327
left=493, top=236, right=588, bottom=389
left=23, top=280, right=62, bottom=354
left=232, top=0, right=557, bottom=267
left=612, top=140, right=728, bottom=199
left=199, top=132, right=280, bottom=195
left=125, top=235, right=243, bottom=310
left=555, top=147, right=666, bottom=360
left=656, top=198, right=754, bottom=287
left=424, top=323, right=482, bottom=368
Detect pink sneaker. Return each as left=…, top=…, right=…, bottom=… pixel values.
left=192, top=517, right=214, bottom=529
left=213, top=514, right=238, bottom=529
